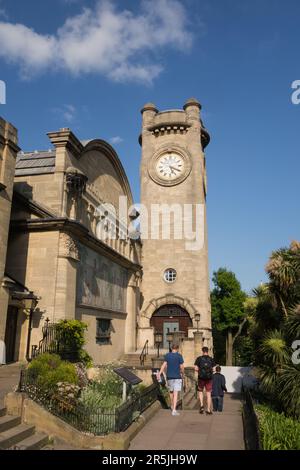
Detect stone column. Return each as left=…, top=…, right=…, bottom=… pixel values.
left=124, top=273, right=138, bottom=353
left=54, top=233, right=80, bottom=321
left=194, top=331, right=203, bottom=358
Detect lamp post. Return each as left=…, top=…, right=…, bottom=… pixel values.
left=24, top=295, right=38, bottom=361
left=154, top=331, right=163, bottom=358
left=194, top=313, right=201, bottom=332
left=166, top=331, right=174, bottom=352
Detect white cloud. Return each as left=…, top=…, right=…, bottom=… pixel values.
left=0, top=0, right=7, bottom=19
left=0, top=0, right=193, bottom=83
left=110, top=136, right=123, bottom=145
left=52, top=104, right=76, bottom=123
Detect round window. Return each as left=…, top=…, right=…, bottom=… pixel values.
left=164, top=268, right=177, bottom=283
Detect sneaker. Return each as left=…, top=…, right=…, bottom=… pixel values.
left=199, top=406, right=204, bottom=414
left=172, top=410, right=180, bottom=416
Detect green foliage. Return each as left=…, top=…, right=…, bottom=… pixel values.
left=80, top=382, right=122, bottom=409
left=285, top=307, right=300, bottom=342
left=249, top=241, right=300, bottom=419
left=56, top=320, right=93, bottom=367
left=211, top=268, right=246, bottom=331
left=259, top=330, right=289, bottom=367
left=233, top=335, right=255, bottom=366
left=277, top=365, right=300, bottom=419
left=79, top=364, right=123, bottom=410
left=255, top=404, right=300, bottom=450
left=28, top=353, right=78, bottom=390
left=211, top=327, right=226, bottom=364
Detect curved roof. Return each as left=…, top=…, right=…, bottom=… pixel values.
left=80, top=139, right=134, bottom=206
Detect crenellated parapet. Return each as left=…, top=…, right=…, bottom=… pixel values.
left=139, top=98, right=210, bottom=149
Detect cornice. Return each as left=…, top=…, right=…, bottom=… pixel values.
left=10, top=217, right=142, bottom=272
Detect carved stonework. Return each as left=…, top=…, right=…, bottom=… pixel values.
left=59, top=233, right=80, bottom=261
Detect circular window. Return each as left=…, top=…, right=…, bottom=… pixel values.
left=164, top=268, right=177, bottom=283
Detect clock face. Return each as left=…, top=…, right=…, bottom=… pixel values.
left=155, top=153, right=185, bottom=181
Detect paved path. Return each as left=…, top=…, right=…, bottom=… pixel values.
left=0, top=363, right=22, bottom=407
left=130, top=394, right=244, bottom=450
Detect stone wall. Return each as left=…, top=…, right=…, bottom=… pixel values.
left=0, top=117, right=19, bottom=341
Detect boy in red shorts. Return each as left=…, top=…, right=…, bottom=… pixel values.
left=194, top=347, right=216, bottom=415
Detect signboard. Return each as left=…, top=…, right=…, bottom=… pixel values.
left=113, top=367, right=142, bottom=385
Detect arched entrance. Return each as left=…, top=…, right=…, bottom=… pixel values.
left=150, top=304, right=192, bottom=349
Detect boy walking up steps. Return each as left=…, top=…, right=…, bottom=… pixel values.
left=212, top=365, right=227, bottom=412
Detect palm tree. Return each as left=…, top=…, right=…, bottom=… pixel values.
left=265, top=242, right=300, bottom=317
left=250, top=242, right=300, bottom=417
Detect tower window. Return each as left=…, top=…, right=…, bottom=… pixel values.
left=164, top=268, right=177, bottom=283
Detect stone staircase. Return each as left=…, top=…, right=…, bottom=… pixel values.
left=122, top=352, right=158, bottom=368
left=182, top=389, right=198, bottom=410
left=0, top=406, right=49, bottom=450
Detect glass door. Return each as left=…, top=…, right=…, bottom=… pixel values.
left=163, top=322, right=179, bottom=349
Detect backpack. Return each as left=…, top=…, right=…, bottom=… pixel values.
left=198, top=356, right=213, bottom=380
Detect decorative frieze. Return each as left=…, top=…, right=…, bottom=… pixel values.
left=59, top=233, right=80, bottom=261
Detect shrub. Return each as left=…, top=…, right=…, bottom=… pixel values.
left=56, top=320, right=93, bottom=367
left=28, top=353, right=78, bottom=391
left=255, top=404, right=300, bottom=450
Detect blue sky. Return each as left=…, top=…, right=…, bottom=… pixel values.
left=0, top=0, right=299, bottom=293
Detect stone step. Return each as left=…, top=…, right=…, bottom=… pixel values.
left=0, top=407, right=6, bottom=417
left=11, top=432, right=49, bottom=450
left=0, top=415, right=21, bottom=433
left=0, top=423, right=35, bottom=449
left=122, top=355, right=157, bottom=367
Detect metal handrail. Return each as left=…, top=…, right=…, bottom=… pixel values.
left=139, top=339, right=149, bottom=366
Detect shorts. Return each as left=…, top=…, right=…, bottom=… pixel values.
left=198, top=378, right=212, bottom=392
left=167, top=379, right=182, bottom=392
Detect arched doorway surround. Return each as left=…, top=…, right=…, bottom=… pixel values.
left=150, top=304, right=192, bottom=349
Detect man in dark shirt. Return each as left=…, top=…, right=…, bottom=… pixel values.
left=194, top=347, right=215, bottom=415
left=212, top=366, right=227, bottom=412
left=159, top=344, right=184, bottom=416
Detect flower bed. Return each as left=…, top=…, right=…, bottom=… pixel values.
left=19, top=354, right=159, bottom=435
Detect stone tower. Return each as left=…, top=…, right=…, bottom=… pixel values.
left=138, top=99, right=212, bottom=358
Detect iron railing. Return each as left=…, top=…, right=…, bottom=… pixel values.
left=31, top=321, right=59, bottom=359
left=19, top=370, right=159, bottom=435
left=139, top=340, right=149, bottom=366
left=31, top=320, right=78, bottom=362
left=115, top=383, right=158, bottom=432
left=242, top=388, right=262, bottom=450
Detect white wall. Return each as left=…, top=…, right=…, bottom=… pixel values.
left=218, top=366, right=258, bottom=393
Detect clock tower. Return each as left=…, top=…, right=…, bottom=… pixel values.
left=137, top=99, right=212, bottom=358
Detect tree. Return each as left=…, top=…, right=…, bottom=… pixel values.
left=249, top=241, right=300, bottom=418
left=265, top=241, right=300, bottom=317
left=211, top=268, right=246, bottom=365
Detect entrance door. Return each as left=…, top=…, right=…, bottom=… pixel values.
left=163, top=322, right=179, bottom=349
left=4, top=307, right=18, bottom=363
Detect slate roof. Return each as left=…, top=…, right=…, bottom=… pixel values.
left=15, top=150, right=56, bottom=176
